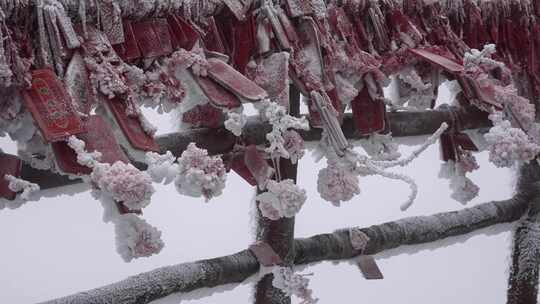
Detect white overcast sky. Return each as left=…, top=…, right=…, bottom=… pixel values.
left=0, top=87, right=517, bottom=304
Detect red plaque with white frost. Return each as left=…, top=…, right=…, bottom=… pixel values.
left=22, top=69, right=85, bottom=142
left=52, top=115, right=130, bottom=175
left=105, top=98, right=160, bottom=152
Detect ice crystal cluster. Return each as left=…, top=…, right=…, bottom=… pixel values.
left=224, top=111, right=247, bottom=137
left=175, top=143, right=227, bottom=201
left=113, top=213, right=165, bottom=263
left=256, top=179, right=307, bottom=220
left=256, top=99, right=310, bottom=161
left=485, top=113, right=540, bottom=168
left=317, top=163, right=360, bottom=206
left=272, top=267, right=318, bottom=304
left=91, top=162, right=155, bottom=211
left=439, top=153, right=480, bottom=204
left=0, top=175, right=40, bottom=210
left=144, top=151, right=179, bottom=184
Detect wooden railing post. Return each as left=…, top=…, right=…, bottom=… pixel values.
left=254, top=86, right=301, bottom=304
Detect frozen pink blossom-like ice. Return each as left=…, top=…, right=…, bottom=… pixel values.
left=485, top=113, right=540, bottom=168
left=257, top=179, right=307, bottom=220
left=272, top=267, right=318, bottom=304
left=91, top=161, right=155, bottom=211
left=144, top=151, right=178, bottom=184
left=282, top=130, right=306, bottom=164
left=439, top=158, right=480, bottom=204
left=175, top=143, right=227, bottom=201
left=317, top=164, right=360, bottom=206
left=114, top=214, right=164, bottom=263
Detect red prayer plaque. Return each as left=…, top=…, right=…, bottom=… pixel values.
left=207, top=58, right=268, bottom=102
left=0, top=154, right=22, bottom=201
left=133, top=19, right=173, bottom=58
left=215, top=12, right=256, bottom=74
left=357, top=255, right=384, bottom=280
left=222, top=0, right=248, bottom=21
left=276, top=9, right=299, bottom=45
left=244, top=145, right=273, bottom=187
left=52, top=115, right=130, bottom=175
left=64, top=52, right=96, bottom=115
left=409, top=48, right=464, bottom=74
left=112, top=20, right=142, bottom=62
left=182, top=104, right=223, bottom=129
left=351, top=88, right=387, bottom=135
left=457, top=76, right=503, bottom=111
left=455, top=133, right=478, bottom=151
left=230, top=154, right=258, bottom=186
left=197, top=76, right=242, bottom=109
left=439, top=133, right=458, bottom=162
left=105, top=98, right=160, bottom=152
left=202, top=17, right=227, bottom=54
left=167, top=15, right=200, bottom=51
left=249, top=242, right=283, bottom=267
left=22, top=69, right=85, bottom=142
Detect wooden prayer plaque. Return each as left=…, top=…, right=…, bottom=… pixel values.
left=22, top=69, right=85, bottom=142
left=357, top=255, right=384, bottom=280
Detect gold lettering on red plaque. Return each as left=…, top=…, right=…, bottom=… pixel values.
left=22, top=69, right=85, bottom=142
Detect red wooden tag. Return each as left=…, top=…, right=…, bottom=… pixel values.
left=351, top=88, right=387, bottom=135
left=0, top=154, right=22, bottom=201
left=167, top=15, right=200, bottom=51
left=197, top=76, right=242, bottom=109
left=105, top=98, right=160, bottom=152
left=457, top=76, right=503, bottom=111
left=455, top=133, right=478, bottom=151
left=215, top=12, right=256, bottom=74
left=249, top=241, right=283, bottom=267
left=64, top=52, right=96, bottom=115
left=230, top=153, right=258, bottom=186
left=112, top=20, right=142, bottom=62
left=182, top=104, right=223, bottom=129
left=202, top=17, right=227, bottom=54
left=52, top=115, right=130, bottom=175
left=244, top=145, right=273, bottom=187
left=408, top=48, right=464, bottom=74
left=439, top=133, right=458, bottom=162
left=133, top=19, right=173, bottom=58
left=207, top=58, right=267, bottom=102
left=276, top=9, right=299, bottom=46
left=357, top=255, right=384, bottom=280
left=22, top=69, right=85, bottom=142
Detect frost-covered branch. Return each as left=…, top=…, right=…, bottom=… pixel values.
left=42, top=197, right=527, bottom=304
left=507, top=196, right=540, bottom=304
